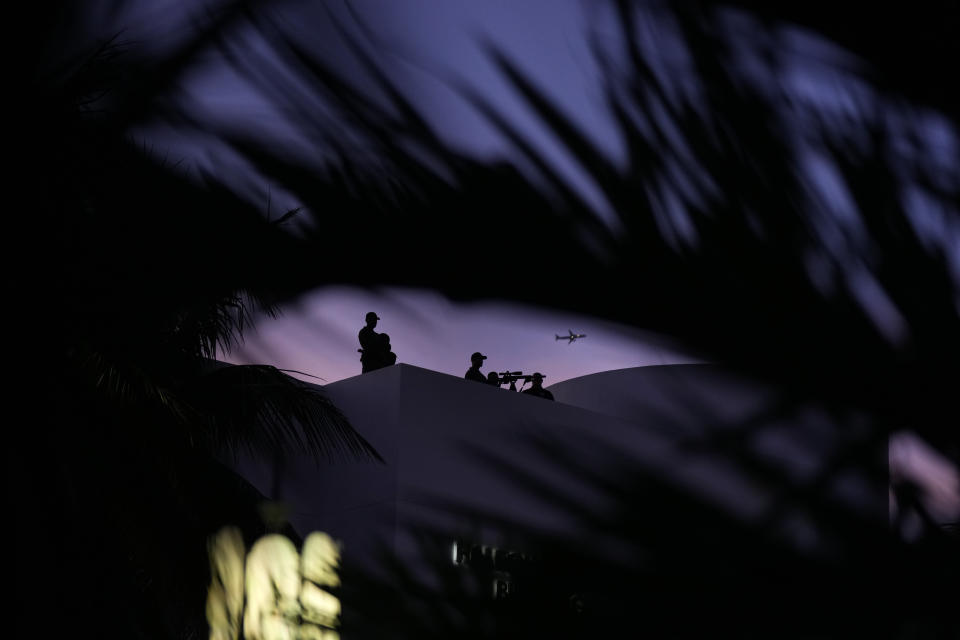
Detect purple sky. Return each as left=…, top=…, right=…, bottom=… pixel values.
left=169, top=1, right=698, bottom=385
left=115, top=0, right=958, bottom=383
left=217, top=286, right=701, bottom=385
left=125, top=0, right=959, bottom=368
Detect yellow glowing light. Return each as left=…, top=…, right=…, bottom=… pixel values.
left=206, top=527, right=341, bottom=640
left=244, top=535, right=301, bottom=640
left=302, top=532, right=341, bottom=588
left=300, top=582, right=341, bottom=628
left=207, top=527, right=246, bottom=640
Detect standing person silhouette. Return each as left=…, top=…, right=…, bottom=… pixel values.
left=465, top=352, right=488, bottom=383
left=521, top=373, right=554, bottom=400
left=358, top=312, right=386, bottom=373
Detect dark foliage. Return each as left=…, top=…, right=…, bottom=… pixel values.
left=204, top=1, right=958, bottom=635
left=16, top=3, right=378, bottom=638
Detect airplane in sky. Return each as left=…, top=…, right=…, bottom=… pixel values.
left=556, top=330, right=587, bottom=344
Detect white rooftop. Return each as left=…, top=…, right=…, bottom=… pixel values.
left=231, top=363, right=882, bottom=566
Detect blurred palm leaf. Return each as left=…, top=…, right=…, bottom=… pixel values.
left=195, top=2, right=959, bottom=633
left=19, top=3, right=381, bottom=638
left=209, top=0, right=960, bottom=454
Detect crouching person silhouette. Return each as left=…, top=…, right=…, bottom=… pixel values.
left=378, top=333, right=397, bottom=367
left=358, top=312, right=397, bottom=373
left=521, top=372, right=554, bottom=400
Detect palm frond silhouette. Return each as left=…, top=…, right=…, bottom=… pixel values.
left=211, top=2, right=959, bottom=451
left=18, top=3, right=380, bottom=638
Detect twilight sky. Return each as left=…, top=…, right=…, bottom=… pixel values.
left=182, top=0, right=702, bottom=385
left=217, top=286, right=701, bottom=385
left=115, top=0, right=958, bottom=386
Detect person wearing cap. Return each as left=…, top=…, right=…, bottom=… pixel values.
left=522, top=372, right=554, bottom=400
left=465, top=352, right=489, bottom=383
left=359, top=312, right=387, bottom=373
